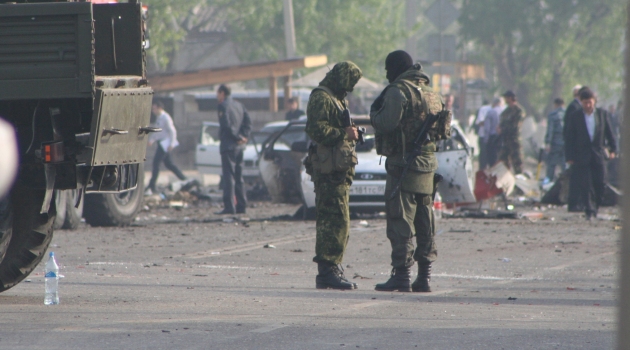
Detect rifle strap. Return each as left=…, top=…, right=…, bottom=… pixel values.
left=313, top=85, right=345, bottom=112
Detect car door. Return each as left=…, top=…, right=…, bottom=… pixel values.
left=195, top=123, right=222, bottom=174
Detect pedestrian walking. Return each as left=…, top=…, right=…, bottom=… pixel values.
left=146, top=101, right=188, bottom=195
left=564, top=88, right=616, bottom=220
left=215, top=84, right=251, bottom=215
left=370, top=50, right=449, bottom=293
left=544, top=98, right=566, bottom=182
left=304, top=61, right=362, bottom=290
left=565, top=85, right=587, bottom=212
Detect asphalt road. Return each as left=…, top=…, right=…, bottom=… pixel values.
left=0, top=204, right=618, bottom=349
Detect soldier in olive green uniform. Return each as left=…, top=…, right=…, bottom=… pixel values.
left=304, top=61, right=362, bottom=290
left=497, top=90, right=525, bottom=174
left=370, top=50, right=449, bottom=293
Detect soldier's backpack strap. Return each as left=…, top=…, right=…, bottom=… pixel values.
left=312, top=85, right=346, bottom=112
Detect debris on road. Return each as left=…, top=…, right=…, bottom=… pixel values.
left=353, top=273, right=372, bottom=279
left=264, top=244, right=276, bottom=249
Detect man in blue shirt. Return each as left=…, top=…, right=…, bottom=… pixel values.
left=544, top=98, right=566, bottom=182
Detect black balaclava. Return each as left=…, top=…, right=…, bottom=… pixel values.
left=385, top=50, right=414, bottom=83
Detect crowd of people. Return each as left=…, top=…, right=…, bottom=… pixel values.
left=474, top=85, right=620, bottom=220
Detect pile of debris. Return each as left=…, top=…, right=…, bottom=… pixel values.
left=144, top=179, right=216, bottom=210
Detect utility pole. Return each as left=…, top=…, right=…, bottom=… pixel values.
left=405, top=0, right=419, bottom=58
left=282, top=0, right=297, bottom=112
left=283, top=0, right=297, bottom=59
left=617, top=3, right=630, bottom=349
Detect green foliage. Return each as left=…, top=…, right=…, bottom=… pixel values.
left=146, top=0, right=407, bottom=80
left=292, top=0, right=406, bottom=80
left=459, top=0, right=625, bottom=117
left=143, top=0, right=204, bottom=70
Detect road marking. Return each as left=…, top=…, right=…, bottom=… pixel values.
left=545, top=251, right=615, bottom=271
left=250, top=324, right=288, bottom=333
left=197, top=265, right=257, bottom=270
left=494, top=250, right=616, bottom=285
left=184, top=235, right=314, bottom=259
left=433, top=273, right=530, bottom=281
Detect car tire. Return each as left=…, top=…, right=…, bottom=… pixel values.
left=294, top=204, right=317, bottom=220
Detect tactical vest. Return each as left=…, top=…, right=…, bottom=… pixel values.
left=375, top=80, right=445, bottom=157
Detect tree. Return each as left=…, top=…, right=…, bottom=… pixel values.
left=459, top=0, right=625, bottom=119
left=183, top=0, right=407, bottom=81
left=143, top=0, right=205, bottom=71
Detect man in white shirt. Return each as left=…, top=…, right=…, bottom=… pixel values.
left=146, top=101, right=187, bottom=195
left=482, top=97, right=502, bottom=168
left=475, top=100, right=492, bottom=170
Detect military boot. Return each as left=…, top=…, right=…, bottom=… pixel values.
left=374, top=266, right=412, bottom=292
left=316, top=263, right=356, bottom=290
left=411, top=264, right=431, bottom=292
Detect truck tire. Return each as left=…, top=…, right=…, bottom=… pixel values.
left=83, top=164, right=144, bottom=227
left=62, top=189, right=84, bottom=230
left=0, top=186, right=55, bottom=292
left=52, top=190, right=67, bottom=230
left=0, top=198, right=12, bottom=264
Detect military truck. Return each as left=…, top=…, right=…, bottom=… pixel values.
left=0, top=0, right=156, bottom=292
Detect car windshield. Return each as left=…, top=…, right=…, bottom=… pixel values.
left=251, top=124, right=289, bottom=146
left=276, top=125, right=308, bottom=148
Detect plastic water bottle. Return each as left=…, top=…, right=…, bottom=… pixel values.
left=433, top=192, right=443, bottom=220
left=44, top=252, right=59, bottom=305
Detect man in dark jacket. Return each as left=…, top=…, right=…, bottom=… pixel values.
left=216, top=84, right=251, bottom=215
left=564, top=88, right=616, bottom=220
left=497, top=90, right=525, bottom=174
left=285, top=97, right=305, bottom=121
left=564, top=85, right=584, bottom=211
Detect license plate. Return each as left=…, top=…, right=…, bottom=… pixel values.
left=349, top=185, right=385, bottom=195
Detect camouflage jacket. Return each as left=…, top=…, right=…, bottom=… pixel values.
left=499, top=104, right=524, bottom=138
left=305, top=61, right=362, bottom=184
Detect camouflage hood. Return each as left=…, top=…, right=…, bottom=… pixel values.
left=319, top=61, right=363, bottom=98
left=393, top=64, right=430, bottom=86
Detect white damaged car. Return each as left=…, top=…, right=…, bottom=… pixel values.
left=195, top=120, right=299, bottom=189
left=258, top=117, right=476, bottom=214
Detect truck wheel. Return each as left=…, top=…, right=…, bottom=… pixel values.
left=52, top=190, right=67, bottom=230
left=0, top=197, right=12, bottom=264
left=0, top=186, right=55, bottom=292
left=62, top=189, right=84, bottom=230
left=83, top=165, right=144, bottom=227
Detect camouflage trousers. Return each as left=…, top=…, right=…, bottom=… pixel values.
left=312, top=180, right=350, bottom=265
left=385, top=175, right=437, bottom=268
left=498, top=137, right=523, bottom=174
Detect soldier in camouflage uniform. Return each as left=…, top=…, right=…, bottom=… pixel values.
left=370, top=50, right=446, bottom=293
left=497, top=90, right=525, bottom=174
left=305, top=61, right=362, bottom=290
